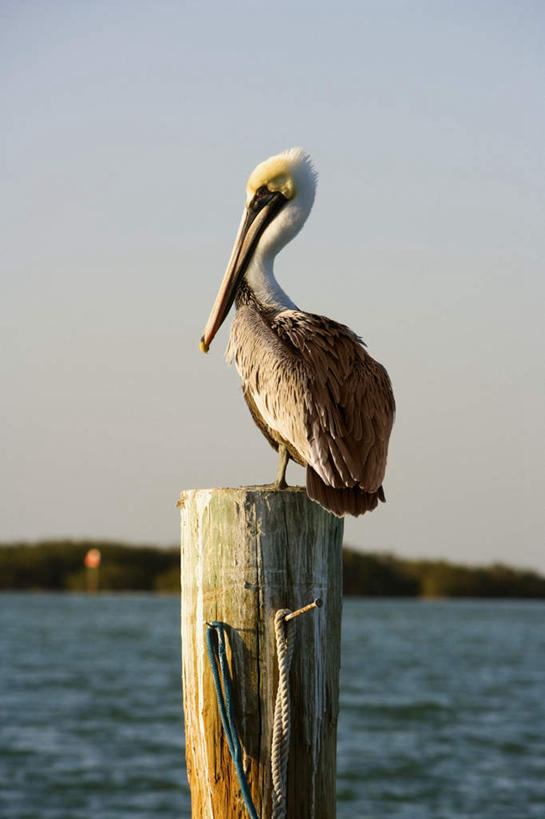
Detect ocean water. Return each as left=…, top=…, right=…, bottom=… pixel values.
left=1, top=595, right=544, bottom=818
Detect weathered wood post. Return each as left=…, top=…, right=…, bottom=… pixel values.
left=179, top=486, right=344, bottom=818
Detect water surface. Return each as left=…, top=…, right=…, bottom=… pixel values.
left=1, top=595, right=543, bottom=818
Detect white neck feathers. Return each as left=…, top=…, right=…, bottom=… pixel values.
left=245, top=251, right=298, bottom=311
left=243, top=148, right=317, bottom=311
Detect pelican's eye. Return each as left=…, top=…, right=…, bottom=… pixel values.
left=250, top=185, right=273, bottom=212
left=254, top=185, right=270, bottom=201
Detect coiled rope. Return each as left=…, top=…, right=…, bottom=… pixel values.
left=271, top=609, right=296, bottom=819
left=205, top=622, right=259, bottom=819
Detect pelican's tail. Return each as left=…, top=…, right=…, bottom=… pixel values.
left=306, top=467, right=386, bottom=518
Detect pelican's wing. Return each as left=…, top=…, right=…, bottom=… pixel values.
left=272, top=311, right=395, bottom=492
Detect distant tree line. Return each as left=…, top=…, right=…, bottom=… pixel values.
left=342, top=548, right=545, bottom=598
left=1, top=540, right=544, bottom=598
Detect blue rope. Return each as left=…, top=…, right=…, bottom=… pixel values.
left=206, top=622, right=259, bottom=819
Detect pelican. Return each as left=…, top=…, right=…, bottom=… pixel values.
left=200, top=148, right=395, bottom=517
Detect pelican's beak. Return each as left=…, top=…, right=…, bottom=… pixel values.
left=200, top=189, right=286, bottom=352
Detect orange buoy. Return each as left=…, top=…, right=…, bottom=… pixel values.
left=84, top=548, right=101, bottom=569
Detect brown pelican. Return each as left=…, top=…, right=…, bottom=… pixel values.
left=200, top=148, right=395, bottom=516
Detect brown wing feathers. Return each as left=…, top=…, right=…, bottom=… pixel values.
left=273, top=312, right=395, bottom=517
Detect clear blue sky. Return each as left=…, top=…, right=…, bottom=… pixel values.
left=2, top=1, right=544, bottom=570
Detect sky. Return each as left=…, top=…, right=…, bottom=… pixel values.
left=2, top=1, right=544, bottom=571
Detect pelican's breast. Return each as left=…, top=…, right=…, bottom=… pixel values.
left=226, top=305, right=311, bottom=463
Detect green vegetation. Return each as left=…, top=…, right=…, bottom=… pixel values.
left=0, top=540, right=178, bottom=593
left=342, top=547, right=545, bottom=598
left=1, top=541, right=544, bottom=598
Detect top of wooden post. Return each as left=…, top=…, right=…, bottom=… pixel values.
left=177, top=484, right=311, bottom=507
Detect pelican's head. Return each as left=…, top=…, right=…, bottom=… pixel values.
left=200, top=148, right=317, bottom=352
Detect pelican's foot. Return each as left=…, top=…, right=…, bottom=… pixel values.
left=252, top=445, right=291, bottom=491
left=257, top=480, right=290, bottom=491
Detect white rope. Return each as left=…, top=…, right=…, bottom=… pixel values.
left=271, top=609, right=295, bottom=819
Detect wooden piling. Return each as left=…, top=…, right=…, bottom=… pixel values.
left=179, top=486, right=344, bottom=819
